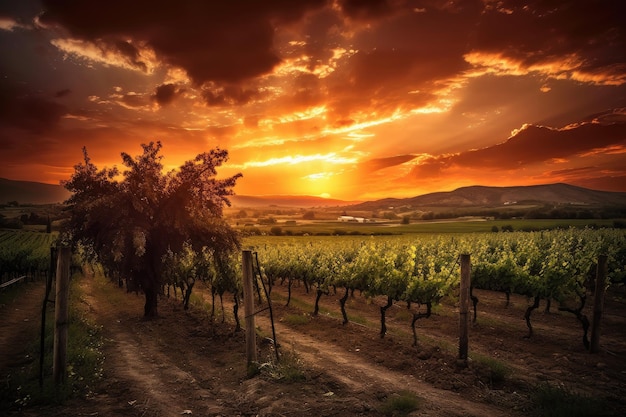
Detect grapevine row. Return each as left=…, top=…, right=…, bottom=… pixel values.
left=0, top=230, right=59, bottom=282
left=250, top=228, right=626, bottom=345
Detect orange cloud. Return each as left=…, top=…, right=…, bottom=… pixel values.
left=1, top=0, right=625, bottom=200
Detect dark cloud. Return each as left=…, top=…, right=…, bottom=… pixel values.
left=471, top=0, right=626, bottom=75
left=54, top=88, right=71, bottom=98
left=337, top=0, right=396, bottom=20
left=112, top=39, right=148, bottom=72
left=0, top=1, right=40, bottom=24
left=410, top=121, right=626, bottom=177
left=39, top=0, right=329, bottom=85
left=456, top=123, right=626, bottom=167
left=325, top=1, right=481, bottom=118
left=153, top=83, right=179, bottom=107
left=574, top=175, right=626, bottom=192
left=202, top=85, right=263, bottom=107
left=0, top=79, right=67, bottom=134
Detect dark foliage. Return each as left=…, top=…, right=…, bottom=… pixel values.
left=62, top=142, right=241, bottom=317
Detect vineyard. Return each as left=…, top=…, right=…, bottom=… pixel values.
left=118, top=227, right=626, bottom=349
left=2, top=227, right=626, bottom=415
left=0, top=230, right=59, bottom=284
left=248, top=229, right=625, bottom=345
left=2, top=227, right=625, bottom=347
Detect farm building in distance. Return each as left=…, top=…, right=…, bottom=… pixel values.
left=338, top=215, right=375, bottom=223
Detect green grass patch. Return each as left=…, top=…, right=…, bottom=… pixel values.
left=91, top=268, right=127, bottom=307
left=379, top=390, right=422, bottom=416
left=188, top=292, right=213, bottom=315
left=257, top=346, right=307, bottom=382
left=531, top=383, right=613, bottom=417
left=273, top=292, right=314, bottom=313
left=282, top=313, right=311, bottom=325
left=472, top=353, right=512, bottom=385
left=346, top=312, right=368, bottom=325
left=392, top=308, right=413, bottom=322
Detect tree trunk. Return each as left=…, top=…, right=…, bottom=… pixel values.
left=339, top=287, right=349, bottom=325
left=233, top=293, right=241, bottom=332
left=144, top=286, right=159, bottom=318
left=183, top=280, right=195, bottom=310
left=286, top=278, right=293, bottom=307
left=210, top=287, right=216, bottom=320
left=524, top=296, right=540, bottom=338
left=380, top=296, right=393, bottom=338
left=220, top=293, right=225, bottom=323
left=411, top=302, right=432, bottom=347
left=559, top=292, right=590, bottom=350
left=313, top=288, right=324, bottom=316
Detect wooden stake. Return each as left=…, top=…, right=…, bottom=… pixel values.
left=242, top=250, right=257, bottom=366
left=53, top=246, right=71, bottom=386
left=590, top=255, right=607, bottom=354
left=458, top=254, right=470, bottom=367
left=39, top=246, right=56, bottom=389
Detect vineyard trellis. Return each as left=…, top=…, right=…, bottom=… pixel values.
left=3, top=227, right=624, bottom=358
left=249, top=228, right=625, bottom=350
left=0, top=230, right=60, bottom=284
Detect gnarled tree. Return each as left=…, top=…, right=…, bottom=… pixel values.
left=62, top=141, right=241, bottom=317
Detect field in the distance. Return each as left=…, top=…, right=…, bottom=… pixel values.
left=233, top=216, right=621, bottom=235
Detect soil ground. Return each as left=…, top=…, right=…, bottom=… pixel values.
left=2, top=271, right=626, bottom=417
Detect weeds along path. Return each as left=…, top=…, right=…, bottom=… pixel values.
left=74, top=272, right=231, bottom=417
left=75, top=274, right=522, bottom=417
left=11, top=272, right=625, bottom=416
left=193, top=285, right=525, bottom=417
left=253, top=312, right=519, bottom=417
left=258, top=280, right=626, bottom=415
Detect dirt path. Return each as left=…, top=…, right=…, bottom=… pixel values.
left=254, top=313, right=520, bottom=417
left=52, top=273, right=232, bottom=417
left=77, top=274, right=518, bottom=417
left=0, top=281, right=45, bottom=373
left=5, top=272, right=625, bottom=416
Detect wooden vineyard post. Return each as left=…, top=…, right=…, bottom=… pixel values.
left=242, top=250, right=257, bottom=367
left=39, top=246, right=57, bottom=389
left=458, top=254, right=470, bottom=367
left=590, top=254, right=607, bottom=354
left=53, top=246, right=71, bottom=386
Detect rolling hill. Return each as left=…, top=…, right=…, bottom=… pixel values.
left=347, top=183, right=626, bottom=211
left=2, top=178, right=626, bottom=210
left=0, top=178, right=71, bottom=205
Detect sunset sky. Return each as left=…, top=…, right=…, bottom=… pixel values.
left=1, top=0, right=625, bottom=201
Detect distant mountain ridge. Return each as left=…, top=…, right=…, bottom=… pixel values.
left=347, top=183, right=626, bottom=210
left=0, top=178, right=356, bottom=207
left=2, top=178, right=626, bottom=208
left=0, top=178, right=71, bottom=205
